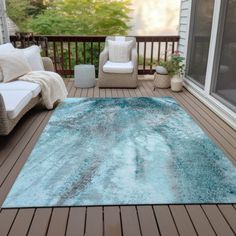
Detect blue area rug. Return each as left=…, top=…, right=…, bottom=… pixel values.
left=3, top=97, right=236, bottom=207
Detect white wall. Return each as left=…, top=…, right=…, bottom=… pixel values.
left=178, top=0, right=191, bottom=56
left=129, top=0, right=180, bottom=36
left=0, top=0, right=4, bottom=44
left=0, top=0, right=9, bottom=44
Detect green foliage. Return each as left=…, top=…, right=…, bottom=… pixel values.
left=158, top=52, right=185, bottom=76
left=28, top=0, right=132, bottom=35
left=6, top=0, right=28, bottom=30
left=27, top=0, right=48, bottom=17
left=27, top=11, right=77, bottom=35
left=6, top=0, right=51, bottom=30
left=6, top=0, right=132, bottom=77
left=171, top=52, right=185, bottom=76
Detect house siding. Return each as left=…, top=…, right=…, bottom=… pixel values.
left=0, top=1, right=4, bottom=44
left=0, top=0, right=9, bottom=44
left=178, top=0, right=192, bottom=57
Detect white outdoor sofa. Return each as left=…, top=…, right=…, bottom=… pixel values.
left=0, top=57, right=54, bottom=135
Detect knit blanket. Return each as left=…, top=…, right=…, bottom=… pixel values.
left=19, top=71, right=68, bottom=109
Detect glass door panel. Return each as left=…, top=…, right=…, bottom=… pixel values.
left=186, top=0, right=214, bottom=87
left=211, top=0, right=236, bottom=109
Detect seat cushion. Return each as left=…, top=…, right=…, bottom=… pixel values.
left=0, top=90, right=33, bottom=119
left=103, top=61, right=134, bottom=74
left=0, top=81, right=41, bottom=97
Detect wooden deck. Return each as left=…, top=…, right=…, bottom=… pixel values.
left=0, top=79, right=235, bottom=236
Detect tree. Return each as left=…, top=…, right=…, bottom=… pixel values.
left=6, top=0, right=28, bottom=30
left=27, top=0, right=48, bottom=17
left=6, top=0, right=52, bottom=31
left=28, top=0, right=132, bottom=35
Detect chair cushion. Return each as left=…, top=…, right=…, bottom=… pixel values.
left=0, top=90, right=33, bottom=119
left=0, top=50, right=32, bottom=83
left=17, top=45, right=45, bottom=71
left=0, top=43, right=15, bottom=82
left=0, top=81, right=41, bottom=97
left=103, top=61, right=134, bottom=74
left=108, top=40, right=133, bottom=63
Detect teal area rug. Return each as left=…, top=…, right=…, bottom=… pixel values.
left=3, top=97, right=236, bottom=207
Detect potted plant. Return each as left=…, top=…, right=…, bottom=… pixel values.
left=154, top=51, right=185, bottom=90
left=169, top=51, right=185, bottom=92
left=154, top=60, right=171, bottom=89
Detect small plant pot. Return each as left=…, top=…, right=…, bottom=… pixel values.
left=171, top=75, right=183, bottom=92
left=154, top=73, right=170, bottom=89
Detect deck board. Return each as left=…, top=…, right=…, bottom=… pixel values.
left=47, top=208, right=69, bottom=236
left=120, top=206, right=142, bottom=236
left=0, top=209, right=18, bottom=236
left=8, top=208, right=35, bottom=236
left=153, top=205, right=179, bottom=236
left=85, top=207, right=103, bottom=236
left=185, top=205, right=216, bottom=236
left=137, top=206, right=160, bottom=236
left=218, top=205, right=236, bottom=233
left=104, top=206, right=122, bottom=236
left=169, top=205, right=197, bottom=236
left=27, top=208, right=52, bottom=236
left=0, top=79, right=235, bottom=236
left=66, top=207, right=86, bottom=236
left=202, top=205, right=235, bottom=236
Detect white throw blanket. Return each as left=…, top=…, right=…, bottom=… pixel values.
left=19, top=71, right=68, bottom=109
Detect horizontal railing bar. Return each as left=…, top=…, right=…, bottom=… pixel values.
left=10, top=35, right=180, bottom=43
left=57, top=69, right=156, bottom=75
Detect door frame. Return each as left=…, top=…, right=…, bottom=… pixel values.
left=183, top=0, right=236, bottom=129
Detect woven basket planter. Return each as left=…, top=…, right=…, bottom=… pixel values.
left=154, top=73, right=171, bottom=89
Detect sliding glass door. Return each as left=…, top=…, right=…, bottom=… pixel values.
left=186, top=0, right=214, bottom=87
left=211, top=0, right=236, bottom=110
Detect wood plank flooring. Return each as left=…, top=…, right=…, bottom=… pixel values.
left=0, top=79, right=235, bottom=236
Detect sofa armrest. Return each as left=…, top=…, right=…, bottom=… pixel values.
left=99, top=48, right=109, bottom=69
left=0, top=93, right=9, bottom=129
left=131, top=47, right=138, bottom=72
left=42, top=57, right=55, bottom=72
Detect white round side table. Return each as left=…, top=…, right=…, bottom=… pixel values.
left=74, top=64, right=96, bottom=88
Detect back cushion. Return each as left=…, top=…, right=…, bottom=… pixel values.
left=0, top=50, right=32, bottom=83
left=108, top=40, right=133, bottom=63
left=17, top=45, right=45, bottom=71
left=0, top=43, right=15, bottom=82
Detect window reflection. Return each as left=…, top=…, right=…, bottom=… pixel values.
left=187, top=0, right=214, bottom=86
left=212, top=0, right=236, bottom=108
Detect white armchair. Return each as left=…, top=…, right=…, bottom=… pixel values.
left=98, top=36, right=138, bottom=88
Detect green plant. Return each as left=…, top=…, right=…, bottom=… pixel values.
left=171, top=51, right=185, bottom=76
left=6, top=0, right=51, bottom=31
left=28, top=0, right=132, bottom=35
left=158, top=51, right=185, bottom=77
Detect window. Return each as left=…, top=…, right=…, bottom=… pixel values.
left=211, top=0, right=236, bottom=109
left=186, top=0, right=215, bottom=87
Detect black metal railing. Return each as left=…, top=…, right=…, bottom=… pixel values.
left=10, top=35, right=180, bottom=76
